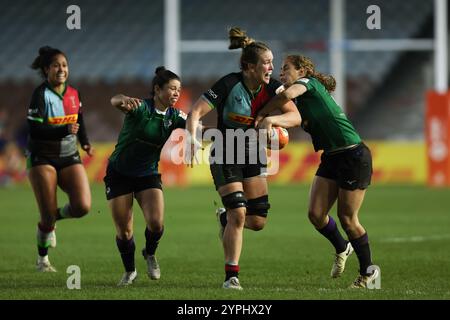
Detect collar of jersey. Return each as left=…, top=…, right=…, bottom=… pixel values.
left=145, top=98, right=173, bottom=117
left=239, top=73, right=262, bottom=100
left=45, top=81, right=67, bottom=100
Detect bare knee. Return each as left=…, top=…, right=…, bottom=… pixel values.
left=147, top=222, right=163, bottom=233
left=245, top=215, right=266, bottom=231
left=227, top=207, right=246, bottom=228
left=308, top=210, right=327, bottom=229
left=338, top=214, right=361, bottom=235
left=70, top=202, right=90, bottom=218
left=117, top=229, right=133, bottom=240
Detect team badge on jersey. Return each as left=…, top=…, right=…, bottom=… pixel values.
left=164, top=119, right=173, bottom=129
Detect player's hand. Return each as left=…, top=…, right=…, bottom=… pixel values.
left=254, top=114, right=267, bottom=128
left=82, top=144, right=94, bottom=157
left=68, top=123, right=80, bottom=134
left=185, top=134, right=203, bottom=168
left=120, top=97, right=142, bottom=113
left=256, top=116, right=273, bottom=140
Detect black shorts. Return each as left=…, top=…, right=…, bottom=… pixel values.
left=27, top=152, right=82, bottom=171
left=210, top=163, right=267, bottom=190
left=316, top=143, right=372, bottom=190
left=103, top=164, right=162, bottom=200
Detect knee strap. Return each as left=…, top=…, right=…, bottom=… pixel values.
left=246, top=195, right=270, bottom=217
left=222, top=191, right=247, bottom=209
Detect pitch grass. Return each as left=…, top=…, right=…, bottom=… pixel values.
left=0, top=183, right=449, bottom=300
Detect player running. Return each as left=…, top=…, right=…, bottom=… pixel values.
left=186, top=27, right=300, bottom=290
left=104, top=67, right=187, bottom=286
left=27, top=46, right=93, bottom=272
left=256, top=55, right=379, bottom=288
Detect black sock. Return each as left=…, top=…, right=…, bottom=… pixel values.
left=317, top=216, right=348, bottom=253
left=38, top=246, right=48, bottom=257
left=225, top=264, right=239, bottom=281
left=116, top=236, right=136, bottom=272
left=56, top=204, right=71, bottom=220
left=55, top=208, right=64, bottom=221
left=219, top=209, right=228, bottom=227
left=144, top=226, right=164, bottom=256
left=37, top=223, right=53, bottom=257
left=350, top=233, right=372, bottom=276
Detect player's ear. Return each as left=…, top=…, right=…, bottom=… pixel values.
left=298, top=67, right=306, bottom=77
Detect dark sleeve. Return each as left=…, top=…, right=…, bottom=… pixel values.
left=28, top=120, right=70, bottom=140
left=267, top=78, right=284, bottom=97
left=27, top=86, right=70, bottom=140
left=77, top=112, right=89, bottom=146
left=202, top=73, right=236, bottom=112
left=174, top=109, right=187, bottom=129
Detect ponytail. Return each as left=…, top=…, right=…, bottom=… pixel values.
left=228, top=27, right=271, bottom=71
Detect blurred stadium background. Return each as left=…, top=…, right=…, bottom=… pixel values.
left=1, top=0, right=450, bottom=300
left=0, top=0, right=447, bottom=187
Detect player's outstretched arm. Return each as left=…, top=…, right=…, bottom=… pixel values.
left=257, top=100, right=301, bottom=132
left=255, top=84, right=306, bottom=127
left=185, top=97, right=212, bottom=167
left=110, top=94, right=142, bottom=114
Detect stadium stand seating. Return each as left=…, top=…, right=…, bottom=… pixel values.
left=0, top=0, right=436, bottom=141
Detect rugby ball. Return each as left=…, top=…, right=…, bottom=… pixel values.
left=268, top=126, right=289, bottom=150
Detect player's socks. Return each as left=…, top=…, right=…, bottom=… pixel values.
left=144, top=226, right=164, bottom=255
left=38, top=246, right=48, bottom=257
left=116, top=236, right=136, bottom=272
left=350, top=233, right=372, bottom=276
left=56, top=204, right=72, bottom=220
left=317, top=216, right=348, bottom=253
left=225, top=263, right=239, bottom=281
left=37, top=223, right=54, bottom=256
left=219, top=210, right=227, bottom=227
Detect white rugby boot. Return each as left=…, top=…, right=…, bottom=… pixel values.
left=331, top=242, right=354, bottom=278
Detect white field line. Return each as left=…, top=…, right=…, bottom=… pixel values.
left=380, top=234, right=450, bottom=243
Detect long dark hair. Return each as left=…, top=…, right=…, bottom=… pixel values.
left=150, top=66, right=180, bottom=97
left=228, top=27, right=271, bottom=71
left=31, top=46, right=67, bottom=79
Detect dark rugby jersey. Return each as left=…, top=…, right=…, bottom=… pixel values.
left=293, top=77, right=361, bottom=152
left=27, top=82, right=89, bottom=157
left=202, top=72, right=283, bottom=164
left=108, top=99, right=187, bottom=177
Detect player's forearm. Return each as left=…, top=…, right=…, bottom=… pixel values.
left=186, top=97, right=212, bottom=139
left=258, top=94, right=290, bottom=118
left=28, top=120, right=70, bottom=140
left=186, top=110, right=201, bottom=139
left=266, top=111, right=301, bottom=129
left=77, top=113, right=90, bottom=146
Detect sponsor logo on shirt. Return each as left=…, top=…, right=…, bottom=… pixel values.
left=228, top=112, right=254, bottom=125
left=164, top=119, right=173, bottom=129
left=28, top=108, right=38, bottom=115
left=207, top=89, right=218, bottom=99
left=48, top=114, right=78, bottom=125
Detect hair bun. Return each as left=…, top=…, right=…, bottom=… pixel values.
left=38, top=46, right=53, bottom=56
left=228, top=27, right=255, bottom=50
left=155, top=66, right=166, bottom=74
